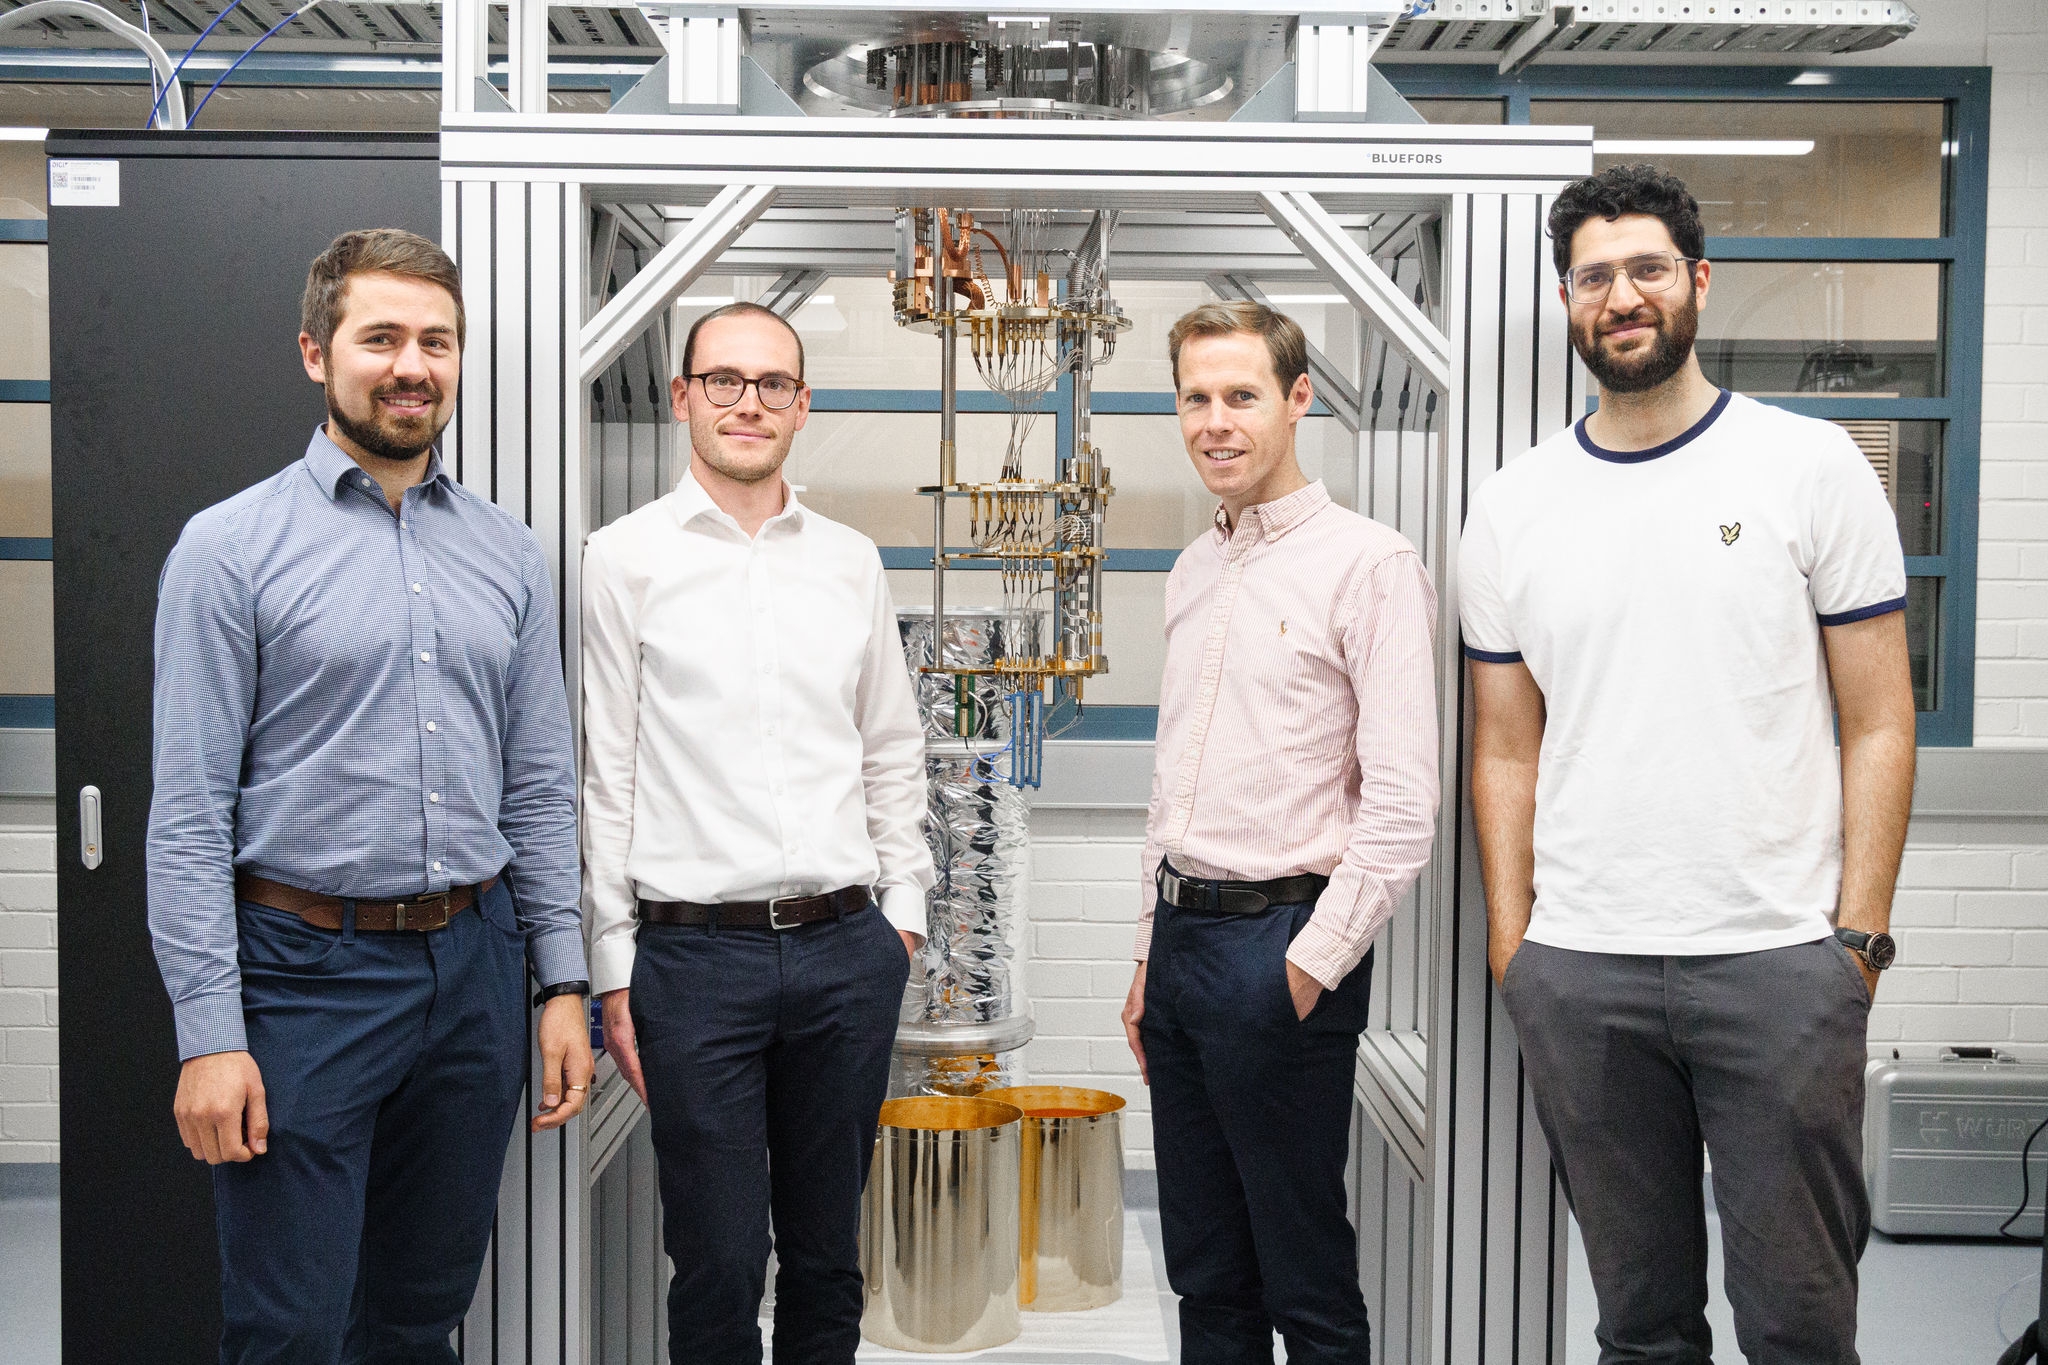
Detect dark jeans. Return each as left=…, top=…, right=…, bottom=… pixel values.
left=1502, top=939, right=1873, bottom=1365
left=214, top=880, right=530, bottom=1365
left=630, top=904, right=910, bottom=1365
left=1141, top=896, right=1376, bottom=1365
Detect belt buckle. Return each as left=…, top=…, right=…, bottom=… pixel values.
left=393, top=890, right=453, bottom=931
left=767, top=895, right=806, bottom=931
left=1161, top=869, right=1186, bottom=908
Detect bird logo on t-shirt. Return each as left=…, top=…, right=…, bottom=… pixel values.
left=1720, top=522, right=1741, bottom=546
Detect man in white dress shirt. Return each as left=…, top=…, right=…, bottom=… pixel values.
left=580, top=302, right=935, bottom=1364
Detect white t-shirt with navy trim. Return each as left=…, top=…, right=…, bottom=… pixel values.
left=1459, top=389, right=1907, bottom=956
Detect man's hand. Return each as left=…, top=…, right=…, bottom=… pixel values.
left=1846, top=946, right=1879, bottom=1000
left=533, top=993, right=595, bottom=1132
left=1122, top=963, right=1148, bottom=1085
left=1286, top=961, right=1324, bottom=1021
left=174, top=1050, right=268, bottom=1165
left=899, top=929, right=924, bottom=964
left=600, top=988, right=646, bottom=1106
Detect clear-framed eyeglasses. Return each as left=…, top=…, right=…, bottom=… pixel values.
left=688, top=371, right=805, bottom=410
left=1561, top=252, right=1700, bottom=306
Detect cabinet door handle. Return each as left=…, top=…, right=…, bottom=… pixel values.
left=79, top=785, right=102, bottom=870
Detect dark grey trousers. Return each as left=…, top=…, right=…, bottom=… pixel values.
left=1501, top=938, right=1873, bottom=1365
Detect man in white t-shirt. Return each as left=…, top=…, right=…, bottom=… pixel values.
left=1464, top=166, right=1916, bottom=1364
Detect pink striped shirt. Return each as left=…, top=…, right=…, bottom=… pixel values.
left=1135, top=480, right=1440, bottom=990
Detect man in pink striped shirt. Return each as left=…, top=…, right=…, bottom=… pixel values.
left=1121, top=301, right=1440, bottom=1364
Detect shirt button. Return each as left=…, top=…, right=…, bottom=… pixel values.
left=412, top=583, right=422, bottom=594
left=361, top=477, right=373, bottom=488
left=425, top=721, right=437, bottom=733
left=433, top=860, right=443, bottom=872
left=429, top=792, right=441, bottom=803
left=420, top=651, right=432, bottom=662
left=765, top=726, right=777, bottom=737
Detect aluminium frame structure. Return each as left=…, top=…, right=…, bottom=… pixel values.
left=436, top=80, right=1592, bottom=1365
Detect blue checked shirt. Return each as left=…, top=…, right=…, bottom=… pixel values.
left=147, top=428, right=587, bottom=1060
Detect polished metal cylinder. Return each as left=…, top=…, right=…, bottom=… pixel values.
left=982, top=1085, right=1126, bottom=1312
left=860, top=1096, right=1024, bottom=1353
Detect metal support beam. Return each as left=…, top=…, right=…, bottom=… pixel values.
left=508, top=0, right=550, bottom=113
left=1259, top=188, right=1451, bottom=396
left=1209, top=272, right=1363, bottom=433
left=1498, top=3, right=1575, bottom=76
left=440, top=0, right=487, bottom=115
left=666, top=5, right=741, bottom=108
left=579, top=183, right=776, bottom=383
left=755, top=269, right=828, bottom=318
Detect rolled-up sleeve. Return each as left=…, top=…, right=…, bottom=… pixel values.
left=854, top=561, right=937, bottom=937
left=147, top=512, right=259, bottom=1060
left=1285, top=550, right=1441, bottom=990
left=499, top=540, right=589, bottom=988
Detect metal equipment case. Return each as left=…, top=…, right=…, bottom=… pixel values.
left=1865, top=1049, right=2048, bottom=1237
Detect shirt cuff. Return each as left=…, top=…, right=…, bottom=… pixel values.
left=589, top=928, right=638, bottom=997
left=878, top=884, right=928, bottom=940
left=528, top=925, right=590, bottom=991
left=174, top=990, right=248, bottom=1062
left=1283, top=912, right=1354, bottom=993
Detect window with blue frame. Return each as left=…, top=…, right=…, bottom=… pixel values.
left=0, top=137, right=51, bottom=730
left=1393, top=66, right=1989, bottom=746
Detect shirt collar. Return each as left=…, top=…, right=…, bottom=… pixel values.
left=304, top=425, right=452, bottom=501
left=1210, top=479, right=1330, bottom=547
left=670, top=460, right=806, bottom=537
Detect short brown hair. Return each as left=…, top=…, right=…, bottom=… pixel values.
left=1167, top=301, right=1309, bottom=394
left=301, top=228, right=465, bottom=354
left=681, top=301, right=805, bottom=380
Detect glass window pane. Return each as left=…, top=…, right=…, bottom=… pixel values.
left=775, top=410, right=1056, bottom=545
left=0, top=403, right=50, bottom=537
left=1409, top=98, right=1506, bottom=126
left=1696, top=261, right=1942, bottom=398
left=0, top=560, right=52, bottom=694
left=1831, top=418, right=1941, bottom=557
left=1905, top=578, right=1939, bottom=712
left=0, top=245, right=48, bottom=382
left=1530, top=100, right=1945, bottom=238
left=0, top=140, right=45, bottom=218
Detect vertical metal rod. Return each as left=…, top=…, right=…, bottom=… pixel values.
left=935, top=301, right=957, bottom=671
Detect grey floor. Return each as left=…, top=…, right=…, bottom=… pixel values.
left=1, top=1168, right=2037, bottom=1363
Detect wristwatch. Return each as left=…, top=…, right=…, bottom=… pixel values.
left=1833, top=928, right=1896, bottom=972
left=533, top=979, right=591, bottom=1007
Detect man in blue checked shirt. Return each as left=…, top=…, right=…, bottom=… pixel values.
left=146, top=228, right=593, bottom=1364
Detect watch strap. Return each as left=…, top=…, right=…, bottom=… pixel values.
left=534, top=979, right=591, bottom=1007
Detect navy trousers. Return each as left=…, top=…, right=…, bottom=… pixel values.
left=1142, top=896, right=1376, bottom=1365
left=213, top=881, right=530, bottom=1365
left=630, top=904, right=910, bottom=1365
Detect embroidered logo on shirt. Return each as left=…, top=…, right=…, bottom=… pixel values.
left=1720, top=522, right=1741, bottom=546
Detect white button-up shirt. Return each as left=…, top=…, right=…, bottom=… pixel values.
left=579, top=465, right=935, bottom=995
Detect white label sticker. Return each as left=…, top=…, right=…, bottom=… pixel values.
left=49, top=159, right=120, bottom=207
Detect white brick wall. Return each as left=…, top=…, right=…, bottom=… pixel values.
left=0, top=807, right=57, bottom=1162
left=1019, top=809, right=1153, bottom=1167
left=1967, top=0, right=2048, bottom=743
left=1876, top=836, right=2048, bottom=1057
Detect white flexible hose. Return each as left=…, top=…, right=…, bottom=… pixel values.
left=0, top=0, right=188, bottom=128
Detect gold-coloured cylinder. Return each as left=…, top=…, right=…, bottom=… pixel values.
left=860, top=1097, right=1024, bottom=1352
left=982, top=1086, right=1126, bottom=1312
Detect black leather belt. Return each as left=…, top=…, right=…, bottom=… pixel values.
left=1158, top=863, right=1328, bottom=916
left=638, top=885, right=872, bottom=930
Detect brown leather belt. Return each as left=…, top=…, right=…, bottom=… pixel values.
left=638, top=885, right=871, bottom=931
left=234, top=872, right=499, bottom=932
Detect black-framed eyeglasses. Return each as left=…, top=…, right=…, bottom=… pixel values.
left=687, top=370, right=805, bottom=410
left=1561, top=252, right=1700, bottom=305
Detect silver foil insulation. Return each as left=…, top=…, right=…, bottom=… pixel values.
left=893, top=609, right=1036, bottom=1095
